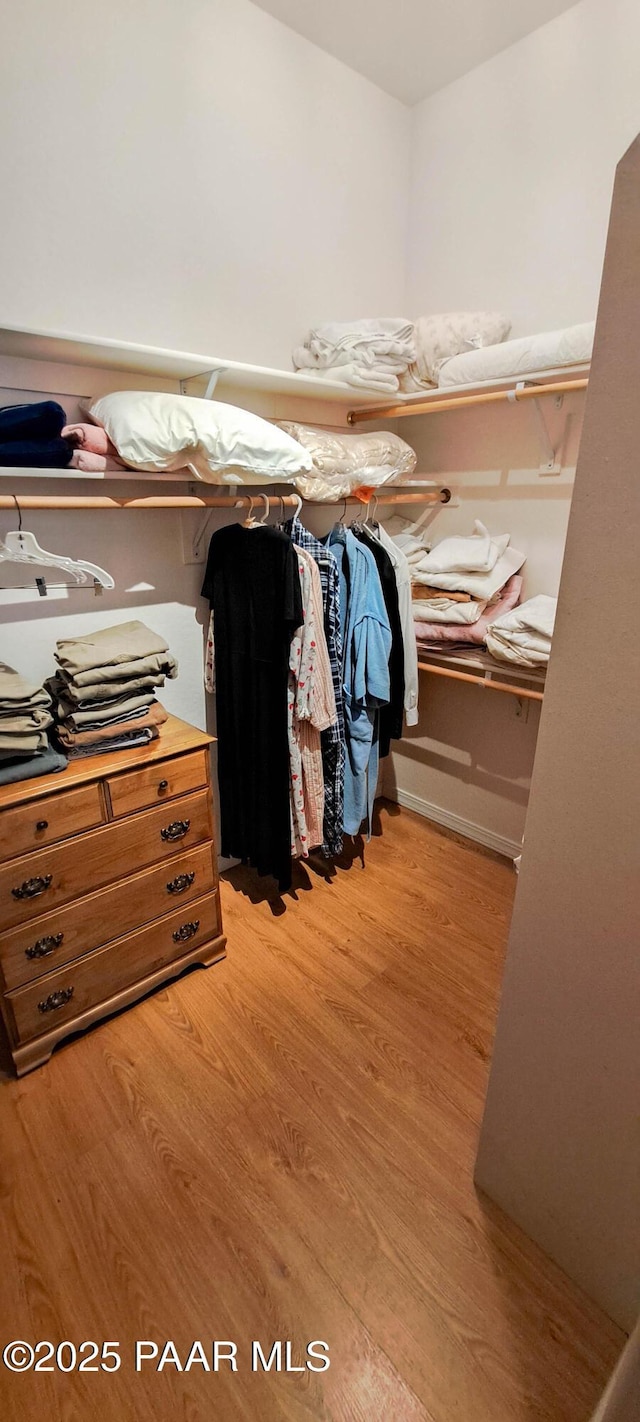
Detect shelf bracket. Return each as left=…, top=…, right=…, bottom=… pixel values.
left=508, top=381, right=563, bottom=473
left=180, top=366, right=229, bottom=400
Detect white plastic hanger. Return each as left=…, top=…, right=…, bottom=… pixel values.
left=0, top=496, right=115, bottom=593
left=243, top=493, right=269, bottom=527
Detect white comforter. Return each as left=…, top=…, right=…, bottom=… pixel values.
left=293, top=317, right=415, bottom=392
left=486, top=595, right=556, bottom=667
left=438, top=321, right=594, bottom=387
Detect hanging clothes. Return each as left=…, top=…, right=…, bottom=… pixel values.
left=361, top=521, right=419, bottom=730
left=288, top=546, right=337, bottom=858
left=282, top=514, right=345, bottom=857
left=353, top=524, right=404, bottom=758
left=202, top=524, right=303, bottom=892
left=326, top=526, right=392, bottom=837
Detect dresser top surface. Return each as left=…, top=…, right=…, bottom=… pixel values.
left=0, top=716, right=213, bottom=811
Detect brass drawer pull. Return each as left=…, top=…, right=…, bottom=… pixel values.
left=36, top=819, right=49, bottom=832
left=172, top=919, right=200, bottom=944
left=161, top=819, right=190, bottom=842
left=26, top=932, right=64, bottom=961
left=167, top=871, right=195, bottom=895
left=38, top=986, right=74, bottom=1014
left=12, top=874, right=53, bottom=901
left=158, top=778, right=169, bottom=793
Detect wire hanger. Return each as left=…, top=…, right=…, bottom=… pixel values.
left=0, top=494, right=115, bottom=596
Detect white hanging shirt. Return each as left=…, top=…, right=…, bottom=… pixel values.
left=367, top=522, right=419, bottom=727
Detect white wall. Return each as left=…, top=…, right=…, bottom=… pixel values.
left=381, top=393, right=584, bottom=853
left=406, top=0, right=640, bottom=334
left=0, top=0, right=409, bottom=367
left=389, top=0, right=640, bottom=852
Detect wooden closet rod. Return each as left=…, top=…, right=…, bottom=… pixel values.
left=418, top=660, right=544, bottom=701
left=347, top=377, right=589, bottom=424
left=0, top=489, right=450, bottom=512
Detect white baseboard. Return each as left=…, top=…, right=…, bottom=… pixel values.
left=390, top=787, right=521, bottom=860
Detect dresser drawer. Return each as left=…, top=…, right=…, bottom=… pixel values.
left=106, top=750, right=208, bottom=818
left=0, top=789, right=213, bottom=932
left=0, top=783, right=105, bottom=863
left=0, top=843, right=217, bottom=992
left=5, top=892, right=221, bottom=1044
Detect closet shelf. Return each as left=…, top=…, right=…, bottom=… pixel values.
left=417, top=647, right=545, bottom=702
left=347, top=365, right=590, bottom=424
left=0, top=321, right=406, bottom=408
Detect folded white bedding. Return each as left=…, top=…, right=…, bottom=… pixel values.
left=486, top=594, right=556, bottom=667
left=293, top=317, right=415, bottom=392
left=306, top=317, right=415, bottom=360
left=293, top=345, right=408, bottom=377
left=438, top=322, right=594, bottom=388
left=298, top=362, right=399, bottom=393
left=413, top=520, right=510, bottom=576
left=412, top=544, right=526, bottom=600
left=412, top=597, right=487, bottom=625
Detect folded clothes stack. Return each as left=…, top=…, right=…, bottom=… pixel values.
left=486, top=595, right=556, bottom=668
left=49, top=620, right=177, bottom=759
left=293, top=318, right=416, bottom=393
left=398, top=521, right=526, bottom=650
left=0, top=664, right=68, bottom=785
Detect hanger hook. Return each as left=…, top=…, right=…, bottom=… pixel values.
left=259, top=493, right=270, bottom=523
left=13, top=493, right=22, bottom=532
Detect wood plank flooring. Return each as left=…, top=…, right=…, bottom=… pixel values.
left=0, top=802, right=623, bottom=1421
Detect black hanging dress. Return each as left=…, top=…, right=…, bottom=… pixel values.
left=202, top=524, right=303, bottom=892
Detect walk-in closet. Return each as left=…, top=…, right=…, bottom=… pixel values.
left=0, top=3, right=637, bottom=1421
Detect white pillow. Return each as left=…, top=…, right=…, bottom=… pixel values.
left=90, top=391, right=313, bottom=484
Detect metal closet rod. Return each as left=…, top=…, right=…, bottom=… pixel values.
left=347, top=376, right=589, bottom=424
left=0, top=489, right=450, bottom=512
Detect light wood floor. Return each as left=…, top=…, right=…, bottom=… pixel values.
left=0, top=803, right=622, bottom=1422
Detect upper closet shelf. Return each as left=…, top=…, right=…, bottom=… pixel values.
left=347, top=363, right=590, bottom=424
left=0, top=322, right=398, bottom=407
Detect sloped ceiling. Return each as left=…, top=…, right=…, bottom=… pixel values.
left=251, top=0, right=580, bottom=105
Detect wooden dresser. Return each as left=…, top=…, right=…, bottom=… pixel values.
left=0, top=715, right=225, bottom=1075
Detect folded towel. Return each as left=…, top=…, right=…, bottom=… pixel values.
left=412, top=597, right=487, bottom=626
left=412, top=585, right=472, bottom=603
left=415, top=521, right=510, bottom=576
left=412, top=544, right=526, bottom=600
left=55, top=620, right=170, bottom=675
left=69, top=450, right=126, bottom=472
left=415, top=575, right=523, bottom=647
left=62, top=422, right=111, bottom=455
left=486, top=594, right=556, bottom=667
left=296, top=363, right=400, bottom=393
